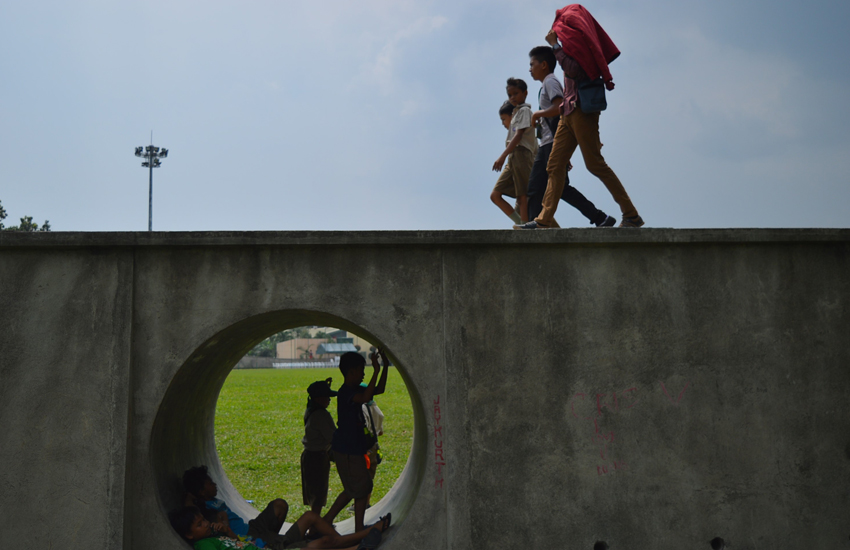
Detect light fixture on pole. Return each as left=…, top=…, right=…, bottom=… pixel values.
left=134, top=137, right=169, bottom=231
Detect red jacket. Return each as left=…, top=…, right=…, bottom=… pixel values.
left=552, top=4, right=620, bottom=84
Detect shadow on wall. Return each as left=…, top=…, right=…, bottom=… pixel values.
left=149, top=309, right=426, bottom=535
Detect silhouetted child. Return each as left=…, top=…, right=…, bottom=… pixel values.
left=183, top=465, right=288, bottom=548
left=490, top=78, right=538, bottom=226
left=322, top=352, right=386, bottom=533
left=301, top=378, right=338, bottom=515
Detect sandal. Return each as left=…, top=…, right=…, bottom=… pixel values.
left=380, top=513, right=392, bottom=531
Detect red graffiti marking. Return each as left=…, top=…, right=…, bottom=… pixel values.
left=597, top=460, right=628, bottom=476
left=660, top=381, right=690, bottom=406
left=433, top=395, right=445, bottom=489
left=570, top=381, right=691, bottom=476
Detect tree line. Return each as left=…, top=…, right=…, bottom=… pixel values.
left=0, top=199, right=51, bottom=232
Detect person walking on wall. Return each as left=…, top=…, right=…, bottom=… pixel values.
left=515, top=4, right=645, bottom=229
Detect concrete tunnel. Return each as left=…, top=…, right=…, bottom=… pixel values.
left=1, top=228, right=849, bottom=549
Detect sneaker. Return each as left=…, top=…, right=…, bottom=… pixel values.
left=595, top=215, right=616, bottom=227
left=513, top=220, right=550, bottom=230
left=619, top=215, right=645, bottom=228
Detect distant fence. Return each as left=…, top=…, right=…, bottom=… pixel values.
left=234, top=356, right=338, bottom=370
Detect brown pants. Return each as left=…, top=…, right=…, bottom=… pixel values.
left=536, top=107, right=637, bottom=225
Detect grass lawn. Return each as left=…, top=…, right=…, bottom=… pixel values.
left=215, top=367, right=414, bottom=522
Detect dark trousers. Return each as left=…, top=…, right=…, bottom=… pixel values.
left=527, top=141, right=605, bottom=225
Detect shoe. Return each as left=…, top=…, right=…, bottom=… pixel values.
left=619, top=215, right=645, bottom=228
left=513, top=221, right=550, bottom=230
left=357, top=528, right=382, bottom=549
left=595, top=215, right=616, bottom=227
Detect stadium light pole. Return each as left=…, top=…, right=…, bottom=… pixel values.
left=134, top=138, right=169, bottom=231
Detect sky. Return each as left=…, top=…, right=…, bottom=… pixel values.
left=1, top=0, right=848, bottom=231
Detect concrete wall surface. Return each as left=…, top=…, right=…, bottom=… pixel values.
left=0, top=229, right=848, bottom=550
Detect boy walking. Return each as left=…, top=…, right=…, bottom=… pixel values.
left=523, top=45, right=614, bottom=228
left=515, top=5, right=644, bottom=229
left=490, top=78, right=538, bottom=226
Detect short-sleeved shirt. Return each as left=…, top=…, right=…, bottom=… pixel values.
left=538, top=73, right=564, bottom=146
left=507, top=103, right=538, bottom=154
left=195, top=536, right=261, bottom=550
left=302, top=407, right=335, bottom=452
left=332, top=383, right=373, bottom=455
left=205, top=499, right=250, bottom=538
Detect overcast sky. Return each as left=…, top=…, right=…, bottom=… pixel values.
left=1, top=0, right=848, bottom=231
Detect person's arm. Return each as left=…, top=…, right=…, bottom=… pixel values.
left=318, top=409, right=336, bottom=446
left=492, top=128, right=526, bottom=172
left=547, top=29, right=586, bottom=80
left=531, top=98, right=562, bottom=127
left=352, top=360, right=380, bottom=404
left=212, top=517, right=237, bottom=539
left=374, top=349, right=390, bottom=395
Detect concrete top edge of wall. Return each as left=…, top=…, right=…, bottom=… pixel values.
left=1, top=228, right=849, bottom=248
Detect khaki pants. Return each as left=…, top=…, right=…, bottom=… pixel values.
left=536, top=108, right=637, bottom=225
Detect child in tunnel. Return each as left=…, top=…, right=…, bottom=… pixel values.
left=169, top=504, right=390, bottom=550
left=301, top=378, right=338, bottom=515
left=323, top=351, right=388, bottom=532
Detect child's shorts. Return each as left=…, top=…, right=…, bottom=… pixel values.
left=334, top=450, right=373, bottom=500
left=301, top=449, right=331, bottom=507
left=493, top=146, right=535, bottom=198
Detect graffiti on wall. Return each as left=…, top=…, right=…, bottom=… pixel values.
left=568, top=381, right=691, bottom=476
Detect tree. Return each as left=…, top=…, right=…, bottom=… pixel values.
left=0, top=199, right=51, bottom=232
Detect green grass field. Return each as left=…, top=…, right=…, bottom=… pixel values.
left=214, top=368, right=414, bottom=522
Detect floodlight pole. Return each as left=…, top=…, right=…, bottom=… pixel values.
left=134, top=136, right=168, bottom=232
left=148, top=161, right=154, bottom=232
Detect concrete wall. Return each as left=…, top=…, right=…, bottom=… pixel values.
left=0, top=229, right=848, bottom=550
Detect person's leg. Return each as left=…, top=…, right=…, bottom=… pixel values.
left=510, top=147, right=533, bottom=223
left=303, top=449, right=330, bottom=515
left=305, top=520, right=388, bottom=549
left=526, top=143, right=551, bottom=223
left=516, top=194, right=528, bottom=223
left=572, top=111, right=639, bottom=220
left=322, top=490, right=350, bottom=525
left=272, top=499, right=289, bottom=524
left=527, top=143, right=565, bottom=225
left=247, top=499, right=289, bottom=545
left=331, top=452, right=373, bottom=533
left=536, top=115, right=579, bottom=226
left=353, top=497, right=368, bottom=533
left=560, top=180, right=608, bottom=225
left=489, top=190, right=516, bottom=218
left=365, top=445, right=378, bottom=507
left=491, top=160, right=519, bottom=222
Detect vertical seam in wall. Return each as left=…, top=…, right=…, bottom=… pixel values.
left=121, top=245, right=138, bottom=550
left=107, top=248, right=126, bottom=548
left=440, top=246, right=450, bottom=550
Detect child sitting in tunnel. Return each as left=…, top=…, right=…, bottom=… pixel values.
left=301, top=378, right=338, bottom=515
left=169, top=505, right=390, bottom=550
left=183, top=465, right=289, bottom=548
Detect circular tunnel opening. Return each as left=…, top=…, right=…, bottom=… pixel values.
left=149, top=310, right=427, bottom=540
left=215, top=325, right=414, bottom=525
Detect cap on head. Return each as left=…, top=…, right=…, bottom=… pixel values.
left=308, top=378, right=338, bottom=398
